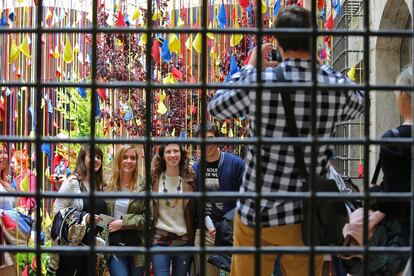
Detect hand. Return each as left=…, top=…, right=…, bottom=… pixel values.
left=94, top=215, right=102, bottom=223
left=52, top=174, right=66, bottom=183
left=0, top=179, right=14, bottom=192
left=248, top=43, right=280, bottom=69
left=84, top=214, right=103, bottom=224
left=108, top=219, right=123, bottom=233
left=208, top=229, right=216, bottom=240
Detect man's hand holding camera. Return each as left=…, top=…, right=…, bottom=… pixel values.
left=248, top=43, right=281, bottom=69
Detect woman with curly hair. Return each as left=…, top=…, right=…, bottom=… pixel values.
left=151, top=144, right=195, bottom=276
left=106, top=144, right=150, bottom=276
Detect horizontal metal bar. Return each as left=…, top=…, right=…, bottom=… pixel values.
left=335, top=121, right=365, bottom=126
left=3, top=191, right=412, bottom=201
left=338, top=176, right=363, bottom=180
left=0, top=27, right=413, bottom=37
left=0, top=136, right=412, bottom=146
left=335, top=156, right=362, bottom=161
left=1, top=1, right=410, bottom=272
left=0, top=245, right=410, bottom=255
left=3, top=81, right=414, bottom=92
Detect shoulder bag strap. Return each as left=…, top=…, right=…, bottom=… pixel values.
left=274, top=66, right=309, bottom=191
left=371, top=160, right=381, bottom=185
left=371, top=127, right=400, bottom=185
left=76, top=176, right=87, bottom=192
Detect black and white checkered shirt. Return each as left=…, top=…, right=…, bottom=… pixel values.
left=208, top=59, right=365, bottom=227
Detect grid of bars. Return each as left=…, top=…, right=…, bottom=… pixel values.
left=0, top=0, right=413, bottom=276
left=332, top=0, right=363, bottom=73
left=331, top=0, right=365, bottom=181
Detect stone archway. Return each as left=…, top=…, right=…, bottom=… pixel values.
left=370, top=0, right=411, bottom=174
left=375, top=0, right=411, bottom=85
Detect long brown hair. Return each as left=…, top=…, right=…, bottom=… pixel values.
left=151, top=144, right=194, bottom=180
left=107, top=145, right=140, bottom=192
left=73, top=144, right=104, bottom=191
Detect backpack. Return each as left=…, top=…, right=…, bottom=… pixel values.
left=51, top=207, right=88, bottom=245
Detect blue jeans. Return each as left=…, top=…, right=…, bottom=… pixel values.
left=108, top=255, right=144, bottom=276
left=152, top=245, right=192, bottom=276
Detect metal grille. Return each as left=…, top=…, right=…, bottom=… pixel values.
left=332, top=0, right=363, bottom=73
left=0, top=0, right=413, bottom=276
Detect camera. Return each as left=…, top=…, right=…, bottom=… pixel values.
left=52, top=174, right=65, bottom=181
left=271, top=48, right=282, bottom=62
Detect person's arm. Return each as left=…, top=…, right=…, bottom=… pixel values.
left=234, top=157, right=245, bottom=191
left=112, top=179, right=153, bottom=231
left=121, top=213, right=147, bottom=230
left=53, top=177, right=83, bottom=214
left=0, top=182, right=16, bottom=207
left=321, top=64, right=365, bottom=121
left=207, top=66, right=255, bottom=120
left=108, top=205, right=150, bottom=232
left=208, top=43, right=278, bottom=120
left=340, top=89, right=365, bottom=121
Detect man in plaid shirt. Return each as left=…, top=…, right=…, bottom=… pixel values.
left=208, top=6, right=365, bottom=276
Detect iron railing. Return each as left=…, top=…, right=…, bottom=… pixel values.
left=0, top=0, right=413, bottom=276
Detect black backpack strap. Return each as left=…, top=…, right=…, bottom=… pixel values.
left=371, top=160, right=382, bottom=185
left=371, top=127, right=400, bottom=185
left=79, top=181, right=87, bottom=192
left=275, top=66, right=309, bottom=190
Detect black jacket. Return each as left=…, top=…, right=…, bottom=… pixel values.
left=370, top=125, right=411, bottom=233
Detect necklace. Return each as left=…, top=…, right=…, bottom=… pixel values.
left=162, top=172, right=182, bottom=208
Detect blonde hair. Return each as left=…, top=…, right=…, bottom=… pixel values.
left=396, top=65, right=412, bottom=118
left=107, top=145, right=141, bottom=192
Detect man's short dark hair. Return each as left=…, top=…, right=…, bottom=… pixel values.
left=273, top=6, right=313, bottom=52
left=194, top=122, right=220, bottom=137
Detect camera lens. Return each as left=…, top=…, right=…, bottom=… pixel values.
left=271, top=49, right=282, bottom=62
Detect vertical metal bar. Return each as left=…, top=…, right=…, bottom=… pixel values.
left=3, top=0, right=413, bottom=272
left=89, top=0, right=98, bottom=275
left=144, top=0, right=154, bottom=274
left=199, top=0, right=208, bottom=275
left=410, top=8, right=414, bottom=275
left=309, top=1, right=317, bottom=275
left=255, top=0, right=263, bottom=275
left=362, top=1, right=371, bottom=275
left=35, top=1, right=43, bottom=276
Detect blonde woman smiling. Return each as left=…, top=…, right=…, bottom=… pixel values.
left=106, top=144, right=150, bottom=276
